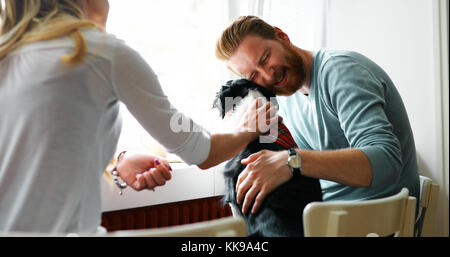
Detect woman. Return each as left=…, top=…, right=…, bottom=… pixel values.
left=0, top=0, right=277, bottom=233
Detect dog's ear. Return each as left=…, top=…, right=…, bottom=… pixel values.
left=212, top=78, right=276, bottom=119
left=212, top=85, right=231, bottom=119
left=212, top=79, right=249, bottom=119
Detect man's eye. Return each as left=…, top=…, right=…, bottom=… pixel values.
left=261, top=52, right=269, bottom=65
left=263, top=53, right=270, bottom=64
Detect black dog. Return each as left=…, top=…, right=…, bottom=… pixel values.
left=213, top=79, right=322, bottom=237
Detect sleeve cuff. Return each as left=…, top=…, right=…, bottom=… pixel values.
left=166, top=128, right=211, bottom=166
left=360, top=146, right=401, bottom=187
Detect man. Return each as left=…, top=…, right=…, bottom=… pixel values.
left=215, top=15, right=420, bottom=215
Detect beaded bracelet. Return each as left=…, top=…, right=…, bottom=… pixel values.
left=112, top=151, right=127, bottom=195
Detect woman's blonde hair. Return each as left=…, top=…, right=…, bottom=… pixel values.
left=215, top=15, right=277, bottom=61
left=0, top=0, right=102, bottom=65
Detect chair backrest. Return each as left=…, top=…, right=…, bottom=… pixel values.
left=415, top=175, right=440, bottom=237
left=303, top=188, right=416, bottom=237
left=102, top=216, right=247, bottom=237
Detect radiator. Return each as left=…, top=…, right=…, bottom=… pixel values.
left=101, top=196, right=232, bottom=232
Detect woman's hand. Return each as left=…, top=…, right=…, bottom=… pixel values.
left=238, top=98, right=281, bottom=138
left=197, top=99, right=282, bottom=170
left=77, top=0, right=110, bottom=27
left=236, top=149, right=292, bottom=214
left=116, top=152, right=172, bottom=191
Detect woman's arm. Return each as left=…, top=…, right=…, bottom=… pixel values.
left=198, top=99, right=280, bottom=169
left=197, top=132, right=256, bottom=169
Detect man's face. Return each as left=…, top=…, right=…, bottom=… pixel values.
left=227, top=34, right=305, bottom=96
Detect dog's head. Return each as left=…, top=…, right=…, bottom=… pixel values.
left=212, top=79, right=277, bottom=120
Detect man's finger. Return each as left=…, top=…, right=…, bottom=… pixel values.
left=241, top=184, right=260, bottom=215
left=236, top=176, right=252, bottom=205
left=236, top=167, right=250, bottom=194
left=251, top=187, right=270, bottom=214
left=241, top=152, right=261, bottom=165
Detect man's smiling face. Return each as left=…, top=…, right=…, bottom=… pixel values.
left=227, top=34, right=306, bottom=96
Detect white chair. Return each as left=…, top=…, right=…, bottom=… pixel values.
left=0, top=216, right=247, bottom=237
left=103, top=216, right=247, bottom=237
left=415, top=175, right=440, bottom=237
left=302, top=188, right=416, bottom=237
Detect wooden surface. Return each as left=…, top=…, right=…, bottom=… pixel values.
left=101, top=196, right=232, bottom=232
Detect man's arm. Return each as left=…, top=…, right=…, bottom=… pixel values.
left=299, top=148, right=372, bottom=187
left=235, top=148, right=373, bottom=215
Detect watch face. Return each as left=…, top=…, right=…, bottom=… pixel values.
left=288, top=156, right=301, bottom=168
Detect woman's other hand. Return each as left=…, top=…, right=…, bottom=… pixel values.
left=116, top=152, right=172, bottom=191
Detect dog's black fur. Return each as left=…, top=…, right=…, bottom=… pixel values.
left=213, top=79, right=322, bottom=237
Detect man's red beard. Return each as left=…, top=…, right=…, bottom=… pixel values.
left=267, top=42, right=306, bottom=96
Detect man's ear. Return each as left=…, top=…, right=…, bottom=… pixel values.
left=273, top=26, right=291, bottom=45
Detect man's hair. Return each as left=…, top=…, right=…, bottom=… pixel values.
left=215, top=15, right=276, bottom=61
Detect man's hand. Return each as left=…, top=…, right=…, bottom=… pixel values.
left=236, top=149, right=292, bottom=214
left=116, top=152, right=172, bottom=191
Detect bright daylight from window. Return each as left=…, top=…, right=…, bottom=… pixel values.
left=106, top=0, right=325, bottom=162
left=107, top=0, right=231, bottom=161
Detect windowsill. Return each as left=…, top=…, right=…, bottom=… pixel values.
left=101, top=162, right=226, bottom=212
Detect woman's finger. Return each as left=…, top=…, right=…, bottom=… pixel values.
left=143, top=171, right=157, bottom=189
left=266, top=105, right=277, bottom=120
left=150, top=168, right=167, bottom=186
left=155, top=159, right=172, bottom=180
left=133, top=173, right=147, bottom=191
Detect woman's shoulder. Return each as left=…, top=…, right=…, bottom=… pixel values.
left=82, top=29, right=142, bottom=62
left=82, top=29, right=125, bottom=56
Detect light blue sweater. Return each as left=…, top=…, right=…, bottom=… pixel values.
left=277, top=49, right=420, bottom=201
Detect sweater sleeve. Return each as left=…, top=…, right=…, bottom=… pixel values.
left=109, top=40, right=211, bottom=165
left=320, top=56, right=403, bottom=187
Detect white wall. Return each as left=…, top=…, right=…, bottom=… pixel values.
left=101, top=163, right=226, bottom=212
left=326, top=0, right=448, bottom=236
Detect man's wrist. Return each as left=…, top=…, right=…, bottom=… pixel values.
left=286, top=148, right=302, bottom=177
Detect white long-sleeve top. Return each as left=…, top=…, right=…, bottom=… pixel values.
left=0, top=29, right=211, bottom=233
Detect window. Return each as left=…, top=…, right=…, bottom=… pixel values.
left=107, top=0, right=326, bottom=161
left=107, top=0, right=232, bottom=160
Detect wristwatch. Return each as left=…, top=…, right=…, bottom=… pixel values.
left=286, top=148, right=302, bottom=177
